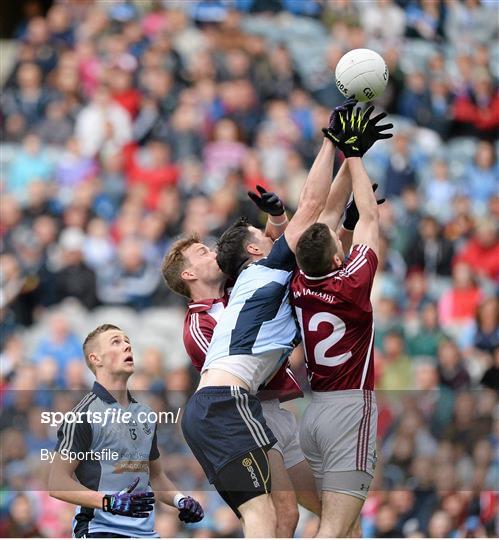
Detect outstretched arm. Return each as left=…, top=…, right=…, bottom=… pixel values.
left=348, top=158, right=380, bottom=256
left=319, top=160, right=352, bottom=231
left=284, top=138, right=336, bottom=252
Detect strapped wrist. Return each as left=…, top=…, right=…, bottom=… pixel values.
left=102, top=494, right=113, bottom=512
left=268, top=214, right=287, bottom=226
left=173, top=493, right=186, bottom=509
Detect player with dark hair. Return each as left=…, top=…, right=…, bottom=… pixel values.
left=162, top=198, right=320, bottom=538
left=291, top=106, right=392, bottom=537
left=179, top=98, right=361, bottom=537
left=48, top=324, right=204, bottom=538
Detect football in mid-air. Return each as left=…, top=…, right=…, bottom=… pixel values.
left=335, top=48, right=389, bottom=102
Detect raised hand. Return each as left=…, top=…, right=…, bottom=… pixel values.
left=248, top=185, right=285, bottom=216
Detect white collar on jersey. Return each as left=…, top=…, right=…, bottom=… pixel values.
left=300, top=269, right=341, bottom=280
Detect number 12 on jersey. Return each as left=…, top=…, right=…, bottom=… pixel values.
left=295, top=307, right=352, bottom=368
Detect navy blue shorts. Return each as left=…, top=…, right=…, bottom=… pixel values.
left=181, top=386, right=277, bottom=483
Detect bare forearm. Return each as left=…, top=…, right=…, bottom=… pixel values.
left=150, top=471, right=180, bottom=507
left=49, top=472, right=103, bottom=509
left=347, top=158, right=378, bottom=219
left=319, top=160, right=352, bottom=229
left=297, top=139, right=336, bottom=212
left=265, top=212, right=289, bottom=240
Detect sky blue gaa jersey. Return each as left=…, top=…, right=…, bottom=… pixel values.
left=55, top=382, right=160, bottom=538
left=202, top=235, right=299, bottom=392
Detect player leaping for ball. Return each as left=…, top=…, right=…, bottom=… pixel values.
left=161, top=194, right=321, bottom=538
left=291, top=106, right=393, bottom=537
left=178, top=97, right=364, bottom=538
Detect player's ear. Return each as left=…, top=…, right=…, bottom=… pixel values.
left=332, top=254, right=342, bottom=269
left=181, top=268, right=196, bottom=281
left=88, top=352, right=101, bottom=370
left=246, top=243, right=262, bottom=256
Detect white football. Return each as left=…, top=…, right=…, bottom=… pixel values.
left=335, top=48, right=389, bottom=102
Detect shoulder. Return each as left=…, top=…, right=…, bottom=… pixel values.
left=339, top=244, right=378, bottom=276
left=70, top=392, right=99, bottom=414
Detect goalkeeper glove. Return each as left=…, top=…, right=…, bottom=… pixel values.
left=343, top=183, right=386, bottom=231
left=102, top=477, right=155, bottom=518
left=248, top=185, right=285, bottom=216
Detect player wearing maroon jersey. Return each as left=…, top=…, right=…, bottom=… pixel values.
left=291, top=106, right=393, bottom=537
left=161, top=207, right=320, bottom=535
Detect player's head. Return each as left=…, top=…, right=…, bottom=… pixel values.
left=216, top=217, right=273, bottom=279
left=161, top=234, right=224, bottom=298
left=296, top=223, right=345, bottom=276
left=83, top=324, right=134, bottom=377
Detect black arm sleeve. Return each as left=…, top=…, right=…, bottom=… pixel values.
left=149, top=424, right=160, bottom=461
left=55, top=413, right=92, bottom=454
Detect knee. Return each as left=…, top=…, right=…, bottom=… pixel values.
left=242, top=496, right=277, bottom=528
left=348, top=521, right=362, bottom=538
left=317, top=519, right=351, bottom=538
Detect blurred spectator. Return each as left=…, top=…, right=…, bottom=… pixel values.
left=423, top=159, right=457, bottom=222
left=407, top=302, right=447, bottom=358
left=360, top=0, right=406, bottom=40
left=405, top=0, right=444, bottom=41
left=96, top=237, right=160, bottom=309
left=381, top=132, right=417, bottom=198
left=126, top=140, right=179, bottom=210
left=452, top=76, right=499, bottom=139
left=52, top=227, right=99, bottom=310
left=437, top=339, right=471, bottom=390
left=406, top=215, right=454, bottom=276
left=454, top=220, right=499, bottom=282
left=6, top=133, right=54, bottom=204
left=463, top=140, right=499, bottom=210
left=379, top=331, right=413, bottom=390
left=439, top=262, right=482, bottom=339
left=2, top=62, right=54, bottom=133
left=75, top=84, right=132, bottom=157
left=32, top=314, right=83, bottom=376
left=473, top=298, right=499, bottom=353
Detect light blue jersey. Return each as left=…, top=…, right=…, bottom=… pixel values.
left=55, top=382, right=160, bottom=538
left=203, top=235, right=298, bottom=391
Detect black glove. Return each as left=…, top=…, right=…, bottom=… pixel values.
left=323, top=107, right=393, bottom=158
left=248, top=185, right=285, bottom=216
left=102, top=477, right=155, bottom=518
left=343, top=183, right=386, bottom=231
left=322, top=106, right=363, bottom=157
left=176, top=496, right=204, bottom=523
left=325, top=95, right=358, bottom=136
left=355, top=105, right=393, bottom=155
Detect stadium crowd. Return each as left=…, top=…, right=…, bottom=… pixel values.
left=0, top=0, right=498, bottom=537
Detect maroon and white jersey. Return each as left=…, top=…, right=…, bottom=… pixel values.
left=290, top=244, right=377, bottom=392
left=183, top=293, right=303, bottom=403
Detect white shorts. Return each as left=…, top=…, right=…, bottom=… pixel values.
left=261, top=399, right=305, bottom=470
left=299, top=389, right=377, bottom=500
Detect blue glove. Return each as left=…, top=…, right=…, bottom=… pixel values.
left=177, top=495, right=204, bottom=523
left=102, top=477, right=155, bottom=518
